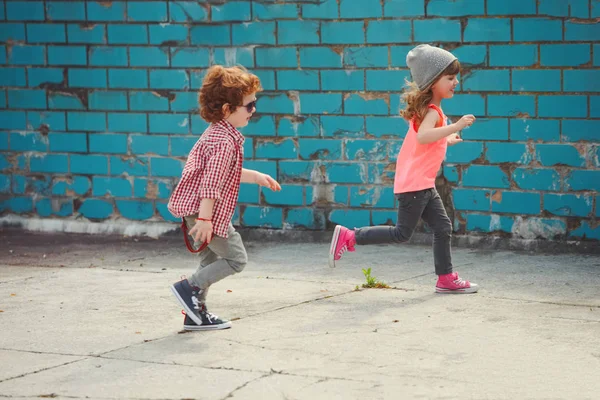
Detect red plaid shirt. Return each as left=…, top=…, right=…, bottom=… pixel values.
left=168, top=120, right=244, bottom=238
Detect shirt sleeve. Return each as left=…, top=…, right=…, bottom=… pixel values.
left=198, top=142, right=235, bottom=200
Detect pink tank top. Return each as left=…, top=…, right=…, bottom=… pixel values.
left=394, top=104, right=448, bottom=194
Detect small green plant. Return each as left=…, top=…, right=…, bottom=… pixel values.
left=361, top=268, right=390, bottom=289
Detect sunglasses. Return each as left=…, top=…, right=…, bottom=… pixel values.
left=241, top=100, right=257, bottom=113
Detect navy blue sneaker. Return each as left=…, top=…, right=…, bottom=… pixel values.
left=171, top=279, right=205, bottom=325
left=182, top=310, right=232, bottom=331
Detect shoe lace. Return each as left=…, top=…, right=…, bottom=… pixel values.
left=453, top=276, right=468, bottom=287
left=336, top=244, right=350, bottom=258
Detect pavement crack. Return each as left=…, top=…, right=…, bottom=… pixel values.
left=221, top=372, right=272, bottom=399
left=480, top=295, right=600, bottom=309
left=0, top=358, right=85, bottom=384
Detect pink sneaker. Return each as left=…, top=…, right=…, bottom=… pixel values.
left=436, top=272, right=479, bottom=294
left=328, top=225, right=356, bottom=268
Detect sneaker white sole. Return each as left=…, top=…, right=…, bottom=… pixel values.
left=328, top=225, right=341, bottom=268
left=170, top=285, right=203, bottom=325
left=184, top=321, right=232, bottom=331
left=435, top=286, right=479, bottom=294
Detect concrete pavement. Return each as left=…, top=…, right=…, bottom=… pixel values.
left=1, top=228, right=599, bottom=399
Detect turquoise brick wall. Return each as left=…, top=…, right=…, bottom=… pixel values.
left=0, top=0, right=598, bottom=242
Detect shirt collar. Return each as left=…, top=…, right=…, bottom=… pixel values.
left=216, top=120, right=245, bottom=145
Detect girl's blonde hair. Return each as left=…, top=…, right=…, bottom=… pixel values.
left=400, top=60, right=461, bottom=125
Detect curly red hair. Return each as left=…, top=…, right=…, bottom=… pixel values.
left=198, top=65, right=262, bottom=123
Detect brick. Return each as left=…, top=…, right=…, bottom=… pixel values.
left=9, top=45, right=45, bottom=65
left=346, top=140, right=388, bottom=161
left=1, top=197, right=34, bottom=214
left=595, top=44, right=600, bottom=66
left=321, top=116, right=365, bottom=137
left=329, top=209, right=370, bottom=228
left=366, top=117, right=407, bottom=138
left=278, top=161, right=315, bottom=182
left=149, top=69, right=189, bottom=90
left=515, top=18, right=563, bottom=41
left=384, top=0, right=424, bottom=16
left=170, top=92, right=198, bottom=112
left=462, top=70, right=510, bottom=92
left=490, top=191, right=540, bottom=214
left=169, top=1, right=208, bottom=22
left=262, top=185, right=304, bottom=206
left=149, top=113, right=189, bottom=134
left=107, top=112, right=146, bottom=133
left=130, top=47, right=169, bottom=67
left=190, top=25, right=230, bottom=45
left=48, top=132, right=87, bottom=152
left=213, top=47, right=254, bottom=67
left=569, top=221, right=600, bottom=241
left=0, top=154, right=11, bottom=170
left=108, top=69, right=147, bottom=89
left=0, top=67, right=26, bottom=87
left=463, top=165, right=510, bottom=189
left=463, top=18, right=511, bottom=42
left=544, top=193, right=592, bottom=217
left=512, top=168, right=560, bottom=191
left=487, top=0, right=536, bottom=14
left=428, top=0, right=484, bottom=16
left=110, top=156, right=149, bottom=176
left=36, top=198, right=74, bottom=217
left=390, top=45, right=416, bottom=67
left=510, top=119, right=559, bottom=142
left=300, top=93, right=342, bottom=114
left=71, top=154, right=108, bottom=174
left=169, top=47, right=209, bottom=68
left=450, top=45, right=486, bottom=66
left=565, top=20, right=600, bottom=41
left=29, top=154, right=68, bottom=173
left=321, top=70, right=364, bottom=91
left=442, top=94, right=485, bottom=117
left=127, top=1, right=167, bottom=22
left=171, top=136, right=197, bottom=156
left=487, top=143, right=532, bottom=164
left=340, top=0, right=381, bottom=18
left=415, top=18, right=461, bottom=42
left=9, top=132, right=47, bottom=151
left=0, top=23, right=26, bottom=41
left=89, top=46, right=128, bottom=66
left=8, top=89, right=46, bottom=109
left=278, top=117, right=320, bottom=137
left=536, top=144, right=585, bottom=167
left=344, top=47, right=388, bottom=68
left=48, top=45, right=87, bottom=66
left=27, top=111, right=66, bottom=131
left=87, top=2, right=126, bottom=22
left=27, top=24, right=66, bottom=43
left=565, top=170, right=600, bottom=192
left=243, top=139, right=253, bottom=159
left=350, top=186, right=394, bottom=208
left=0, top=91, right=4, bottom=108
left=244, top=116, right=276, bottom=136
left=67, top=111, right=106, bottom=131
left=69, top=68, right=107, bottom=88
left=133, top=178, right=172, bottom=199
left=277, top=70, right=319, bottom=91
left=302, top=0, right=338, bottom=19
left=116, top=200, right=154, bottom=220
left=297, top=139, right=341, bottom=160
left=88, top=90, right=127, bottom=111
left=278, top=21, right=319, bottom=45
left=255, top=139, right=297, bottom=159
left=0, top=133, right=8, bottom=150
left=150, top=157, right=184, bottom=177
left=513, top=217, right=567, bottom=239
left=232, top=22, right=275, bottom=45
left=592, top=96, right=600, bottom=117
left=0, top=46, right=6, bottom=64
left=256, top=93, right=295, bottom=114
left=326, top=162, right=367, bottom=183
left=46, top=1, right=85, bottom=20
left=243, top=161, right=277, bottom=179
left=488, top=95, right=535, bottom=117
left=539, top=96, right=587, bottom=118
left=77, top=199, right=113, bottom=219
left=344, top=94, right=388, bottom=115
left=446, top=141, right=484, bottom=163
left=155, top=201, right=179, bottom=222
left=512, top=70, right=561, bottom=92
left=540, top=44, right=590, bottom=66
left=300, top=47, right=342, bottom=68
left=367, top=20, right=411, bottom=44
left=539, top=0, right=590, bottom=18
left=212, top=1, right=251, bottom=22
left=489, top=45, right=537, bottom=67
left=107, top=25, right=148, bottom=45
left=254, top=3, right=297, bottom=20
left=89, top=133, right=128, bottom=154
left=236, top=183, right=257, bottom=204
left=286, top=209, right=326, bottom=229
left=242, top=206, right=283, bottom=228
left=562, top=120, right=600, bottom=142
left=466, top=214, right=514, bottom=233
left=149, top=25, right=188, bottom=45
left=367, top=70, right=410, bottom=91
left=6, top=1, right=44, bottom=21
left=564, top=71, right=600, bottom=93
left=0, top=175, right=11, bottom=194
left=67, top=24, right=105, bottom=44
left=92, top=177, right=132, bottom=197
left=322, top=21, right=364, bottom=44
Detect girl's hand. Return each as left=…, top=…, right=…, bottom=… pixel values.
left=454, top=114, right=476, bottom=131
left=256, top=173, right=281, bottom=192
left=447, top=134, right=463, bottom=146
left=189, top=220, right=213, bottom=244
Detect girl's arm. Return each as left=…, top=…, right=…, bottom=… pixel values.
left=417, top=110, right=475, bottom=145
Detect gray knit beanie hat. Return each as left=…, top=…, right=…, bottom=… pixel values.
left=406, top=44, right=457, bottom=90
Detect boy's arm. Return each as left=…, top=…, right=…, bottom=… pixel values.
left=197, top=143, right=235, bottom=215
left=240, top=168, right=260, bottom=184
left=241, top=168, right=281, bottom=192
left=417, top=110, right=475, bottom=145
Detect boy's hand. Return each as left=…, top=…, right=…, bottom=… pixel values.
left=447, top=133, right=463, bottom=146
left=189, top=220, right=213, bottom=244
left=454, top=114, right=476, bottom=131
left=256, top=173, right=281, bottom=192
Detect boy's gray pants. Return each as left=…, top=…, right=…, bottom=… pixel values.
left=183, top=216, right=248, bottom=302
